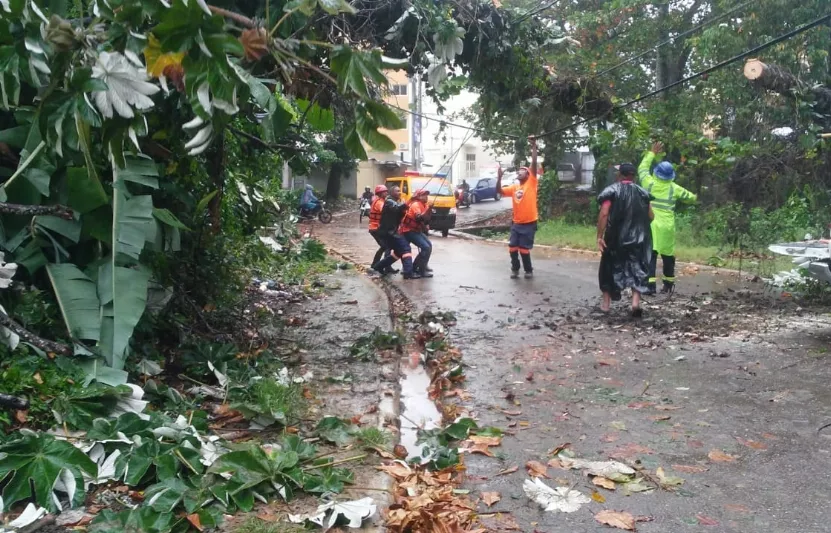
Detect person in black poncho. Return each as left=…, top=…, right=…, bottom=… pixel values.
left=596, top=163, right=654, bottom=317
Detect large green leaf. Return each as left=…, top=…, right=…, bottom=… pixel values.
left=98, top=264, right=150, bottom=369
left=113, top=193, right=155, bottom=260
left=46, top=263, right=101, bottom=341
left=364, top=101, right=404, bottom=130
left=89, top=507, right=176, bottom=533
left=296, top=98, right=334, bottom=131
left=355, top=112, right=395, bottom=152
left=152, top=208, right=190, bottom=231
left=66, top=166, right=109, bottom=214
left=51, top=384, right=132, bottom=429
left=0, top=431, right=97, bottom=511
left=77, top=358, right=129, bottom=386
left=119, top=156, right=159, bottom=189
left=343, top=124, right=368, bottom=159
left=36, top=215, right=82, bottom=242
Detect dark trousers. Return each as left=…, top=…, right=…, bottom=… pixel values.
left=404, top=231, right=432, bottom=272
left=369, top=231, right=389, bottom=267
left=374, top=235, right=413, bottom=274
left=649, top=251, right=676, bottom=286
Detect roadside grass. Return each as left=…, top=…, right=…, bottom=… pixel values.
left=491, top=218, right=793, bottom=275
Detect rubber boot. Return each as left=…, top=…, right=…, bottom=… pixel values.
left=401, top=256, right=421, bottom=279
left=521, top=252, right=533, bottom=278
left=661, top=281, right=675, bottom=294
left=510, top=251, right=520, bottom=278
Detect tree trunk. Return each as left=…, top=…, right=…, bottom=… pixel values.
left=206, top=132, right=226, bottom=234
left=325, top=166, right=342, bottom=199
left=744, top=59, right=831, bottom=116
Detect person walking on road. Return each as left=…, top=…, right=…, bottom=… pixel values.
left=400, top=189, right=434, bottom=278
left=596, top=163, right=654, bottom=316
left=638, top=142, right=697, bottom=295
left=368, top=184, right=395, bottom=274
left=372, top=186, right=419, bottom=279
left=497, top=136, right=539, bottom=279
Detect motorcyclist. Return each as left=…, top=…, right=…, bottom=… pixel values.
left=400, top=189, right=433, bottom=278
left=300, top=184, right=321, bottom=214
left=360, top=186, right=373, bottom=203
left=372, top=186, right=419, bottom=279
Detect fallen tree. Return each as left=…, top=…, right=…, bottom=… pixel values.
left=744, top=58, right=831, bottom=117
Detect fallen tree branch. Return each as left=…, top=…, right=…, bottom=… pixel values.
left=208, top=5, right=256, bottom=28
left=0, top=202, right=73, bottom=219
left=744, top=58, right=831, bottom=116
left=0, top=311, right=72, bottom=355
left=228, top=127, right=304, bottom=153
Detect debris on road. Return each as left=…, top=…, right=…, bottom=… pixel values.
left=523, top=478, right=591, bottom=513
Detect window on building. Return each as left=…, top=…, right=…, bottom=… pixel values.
left=391, top=84, right=408, bottom=96
left=465, top=153, right=476, bottom=177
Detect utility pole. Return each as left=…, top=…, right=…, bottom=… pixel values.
left=411, top=73, right=422, bottom=171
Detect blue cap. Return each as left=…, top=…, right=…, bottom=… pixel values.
left=654, top=161, right=676, bottom=180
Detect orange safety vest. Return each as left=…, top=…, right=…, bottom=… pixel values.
left=399, top=200, right=427, bottom=234
left=368, top=196, right=384, bottom=231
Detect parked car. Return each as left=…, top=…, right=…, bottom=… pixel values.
left=470, top=177, right=503, bottom=203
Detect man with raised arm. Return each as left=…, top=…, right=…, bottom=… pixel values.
left=496, top=136, right=539, bottom=279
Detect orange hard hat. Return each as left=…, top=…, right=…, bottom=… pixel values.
left=413, top=188, right=429, bottom=197
left=374, top=184, right=388, bottom=194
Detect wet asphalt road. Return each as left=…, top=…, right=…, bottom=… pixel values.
left=454, top=196, right=511, bottom=225
left=315, top=216, right=831, bottom=533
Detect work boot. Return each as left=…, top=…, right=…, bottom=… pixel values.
left=524, top=271, right=533, bottom=279
left=660, top=282, right=675, bottom=294
left=418, top=270, right=434, bottom=278
left=510, top=269, right=520, bottom=279
left=403, top=272, right=422, bottom=280
left=643, top=283, right=657, bottom=296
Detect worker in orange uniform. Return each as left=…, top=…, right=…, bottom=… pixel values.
left=368, top=184, right=395, bottom=274
left=400, top=189, right=434, bottom=278
left=497, top=136, right=539, bottom=279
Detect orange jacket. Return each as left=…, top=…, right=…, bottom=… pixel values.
left=501, top=172, right=538, bottom=224
left=368, top=196, right=384, bottom=231
left=399, top=199, right=429, bottom=234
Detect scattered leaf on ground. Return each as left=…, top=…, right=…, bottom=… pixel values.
left=481, top=491, right=501, bottom=507
left=724, top=504, right=751, bottom=513
left=655, top=405, right=681, bottom=411
left=672, top=464, right=709, bottom=474
left=610, top=421, right=627, bottom=431
left=609, top=443, right=654, bottom=459
left=601, top=434, right=620, bottom=443
left=708, top=449, right=738, bottom=463
left=592, top=476, right=616, bottom=490
left=469, top=435, right=502, bottom=446
left=735, top=437, right=767, bottom=450
left=627, top=401, right=653, bottom=409
left=526, top=460, right=549, bottom=478
left=649, top=415, right=671, bottom=421
left=594, top=510, right=635, bottom=531
left=548, top=442, right=571, bottom=456
left=523, top=478, right=590, bottom=513
left=186, top=514, right=203, bottom=531
left=656, top=467, right=684, bottom=486
left=469, top=442, right=495, bottom=457
left=696, top=514, right=719, bottom=526
left=496, top=465, right=518, bottom=476
left=591, top=490, right=606, bottom=503
left=560, top=458, right=635, bottom=478
left=501, top=409, right=522, bottom=416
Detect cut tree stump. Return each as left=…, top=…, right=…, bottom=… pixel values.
left=744, top=58, right=831, bottom=117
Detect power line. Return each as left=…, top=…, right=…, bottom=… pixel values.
left=386, top=102, right=519, bottom=139
left=515, top=0, right=558, bottom=24
left=538, top=11, right=831, bottom=138
left=594, top=0, right=757, bottom=78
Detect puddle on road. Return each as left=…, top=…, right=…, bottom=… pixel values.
left=399, top=356, right=442, bottom=459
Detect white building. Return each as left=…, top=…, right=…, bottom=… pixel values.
left=417, top=87, right=508, bottom=184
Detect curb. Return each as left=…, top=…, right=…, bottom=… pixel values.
left=449, top=230, right=751, bottom=277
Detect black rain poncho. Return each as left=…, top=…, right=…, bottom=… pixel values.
left=597, top=181, right=653, bottom=295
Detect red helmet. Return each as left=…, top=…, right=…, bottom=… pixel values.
left=413, top=188, right=429, bottom=198
left=374, top=184, right=388, bottom=194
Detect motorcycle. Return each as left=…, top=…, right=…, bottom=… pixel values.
left=455, top=187, right=471, bottom=208
left=359, top=197, right=371, bottom=222
left=299, top=201, right=333, bottom=224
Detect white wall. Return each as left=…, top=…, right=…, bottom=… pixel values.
left=419, top=87, right=508, bottom=184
